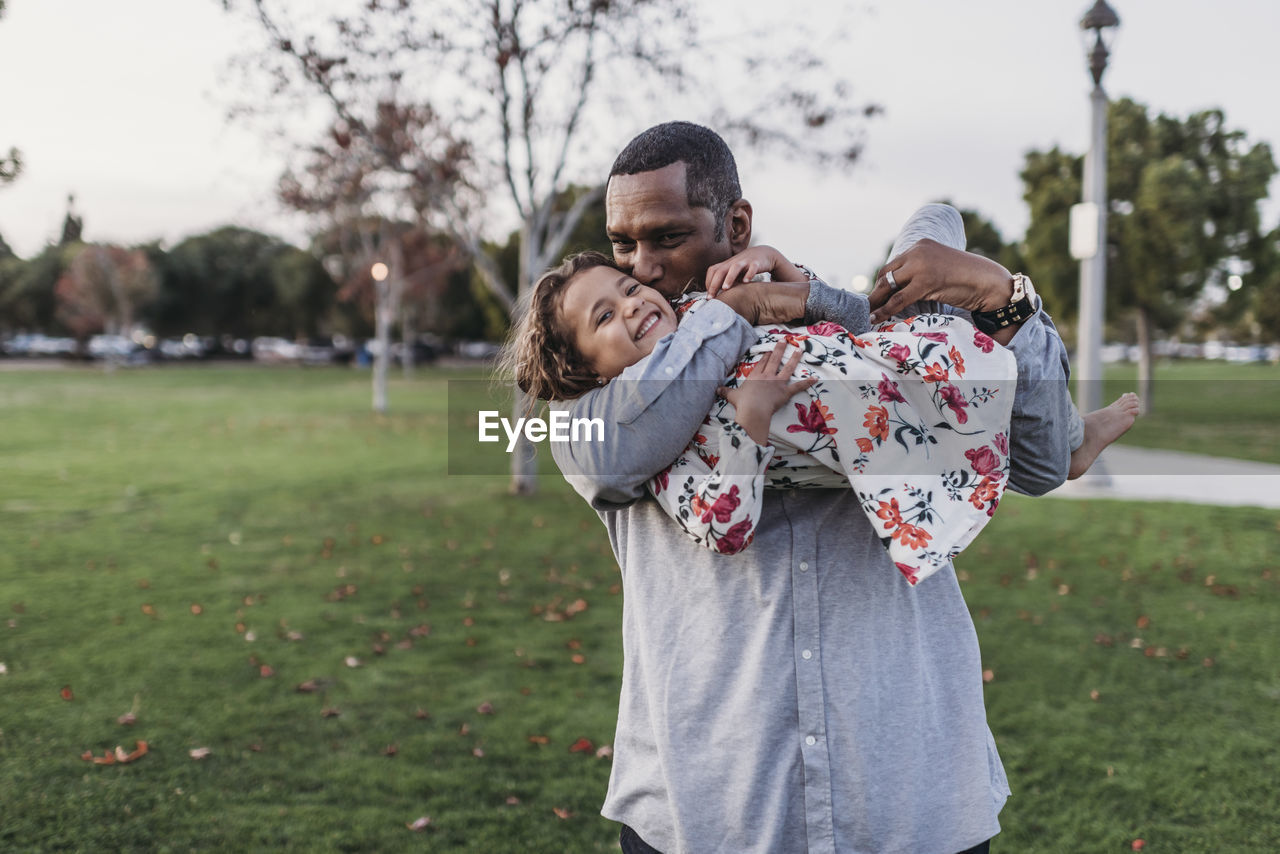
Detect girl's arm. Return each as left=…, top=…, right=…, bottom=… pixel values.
left=647, top=341, right=815, bottom=555
left=649, top=422, right=773, bottom=556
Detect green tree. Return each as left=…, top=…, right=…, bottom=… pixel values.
left=156, top=227, right=333, bottom=339
left=1020, top=98, right=1276, bottom=410
left=0, top=244, right=74, bottom=333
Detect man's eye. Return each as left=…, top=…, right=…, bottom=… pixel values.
left=660, top=233, right=686, bottom=245
left=611, top=239, right=634, bottom=251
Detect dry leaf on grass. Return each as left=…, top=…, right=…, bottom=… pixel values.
left=81, top=740, right=148, bottom=765
left=189, top=747, right=212, bottom=760
left=406, top=816, right=432, bottom=831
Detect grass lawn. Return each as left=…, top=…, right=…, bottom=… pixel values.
left=1, top=363, right=1277, bottom=852
left=1101, top=359, right=1280, bottom=465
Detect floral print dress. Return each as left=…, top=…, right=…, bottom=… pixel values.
left=648, top=294, right=1018, bottom=586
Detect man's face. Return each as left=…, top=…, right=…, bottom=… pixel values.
left=605, top=162, right=739, bottom=300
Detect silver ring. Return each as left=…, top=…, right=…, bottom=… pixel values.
left=885, top=269, right=898, bottom=290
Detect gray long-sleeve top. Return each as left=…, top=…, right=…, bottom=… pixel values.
left=550, top=205, right=1072, bottom=853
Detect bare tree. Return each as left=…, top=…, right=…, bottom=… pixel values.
left=222, top=0, right=879, bottom=491
left=55, top=245, right=158, bottom=340
left=0, top=0, right=21, bottom=187
left=278, top=100, right=469, bottom=413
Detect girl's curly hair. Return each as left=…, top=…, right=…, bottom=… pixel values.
left=498, top=250, right=619, bottom=404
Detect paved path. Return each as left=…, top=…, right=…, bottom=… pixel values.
left=1047, top=445, right=1280, bottom=510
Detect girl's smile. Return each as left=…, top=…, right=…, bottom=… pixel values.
left=558, top=265, right=679, bottom=381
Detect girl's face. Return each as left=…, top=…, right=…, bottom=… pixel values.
left=558, top=264, right=679, bottom=381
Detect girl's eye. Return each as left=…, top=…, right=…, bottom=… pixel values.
left=596, top=310, right=612, bottom=327
left=626, top=284, right=638, bottom=295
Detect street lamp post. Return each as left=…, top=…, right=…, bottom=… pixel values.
left=1074, top=0, right=1119, bottom=415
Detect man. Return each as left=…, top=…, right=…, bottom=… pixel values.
left=550, top=121, right=1072, bottom=853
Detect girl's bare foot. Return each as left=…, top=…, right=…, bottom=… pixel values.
left=1068, top=392, right=1141, bottom=480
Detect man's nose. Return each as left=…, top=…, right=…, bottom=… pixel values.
left=631, top=246, right=661, bottom=287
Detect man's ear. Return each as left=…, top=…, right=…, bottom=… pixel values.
left=726, top=199, right=752, bottom=253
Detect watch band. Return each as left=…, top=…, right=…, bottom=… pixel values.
left=972, top=273, right=1036, bottom=335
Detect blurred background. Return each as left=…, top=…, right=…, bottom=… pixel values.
left=2, top=0, right=1278, bottom=380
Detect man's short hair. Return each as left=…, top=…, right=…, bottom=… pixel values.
left=609, top=121, right=742, bottom=241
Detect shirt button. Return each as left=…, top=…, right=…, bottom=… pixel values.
left=665, top=366, right=674, bottom=375
left=802, top=649, right=813, bottom=660
left=799, top=561, right=809, bottom=572
left=805, top=736, right=817, bottom=746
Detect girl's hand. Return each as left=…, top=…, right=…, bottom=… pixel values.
left=718, top=340, right=817, bottom=445
left=706, top=245, right=807, bottom=299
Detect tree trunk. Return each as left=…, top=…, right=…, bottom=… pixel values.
left=509, top=223, right=540, bottom=495
left=1135, top=304, right=1154, bottom=415
left=401, top=306, right=415, bottom=379
left=373, top=277, right=392, bottom=415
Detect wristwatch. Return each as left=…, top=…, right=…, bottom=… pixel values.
left=971, top=273, right=1036, bottom=335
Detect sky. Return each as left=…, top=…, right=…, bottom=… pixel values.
left=2, top=0, right=1279, bottom=292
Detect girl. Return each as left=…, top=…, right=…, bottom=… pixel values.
left=505, top=250, right=1022, bottom=587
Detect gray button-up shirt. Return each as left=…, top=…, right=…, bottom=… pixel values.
left=550, top=206, right=1072, bottom=853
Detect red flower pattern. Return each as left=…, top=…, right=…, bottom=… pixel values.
left=787, top=400, right=837, bottom=436
left=964, top=445, right=1000, bottom=477
left=938, top=384, right=969, bottom=424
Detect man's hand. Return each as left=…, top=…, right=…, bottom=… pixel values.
left=718, top=340, right=817, bottom=445
left=714, top=279, right=810, bottom=326
left=868, top=238, right=1016, bottom=325
left=705, top=245, right=808, bottom=299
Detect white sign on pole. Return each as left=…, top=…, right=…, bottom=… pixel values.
left=1069, top=202, right=1099, bottom=260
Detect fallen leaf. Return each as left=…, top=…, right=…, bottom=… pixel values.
left=595, top=744, right=613, bottom=759
left=321, top=707, right=341, bottom=718
left=982, top=670, right=994, bottom=683
left=286, top=630, right=304, bottom=641
left=527, top=735, right=549, bottom=745
left=189, top=747, right=212, bottom=760
left=259, top=664, right=275, bottom=678
left=118, top=712, right=137, bottom=726
left=476, top=702, right=494, bottom=715
left=472, top=747, right=485, bottom=757
left=344, top=656, right=362, bottom=668
left=0, top=662, right=6, bottom=676
left=568, top=738, right=594, bottom=753
left=141, top=603, right=155, bottom=616
left=296, top=679, right=321, bottom=693
left=564, top=598, right=589, bottom=616
left=406, top=816, right=432, bottom=832
left=571, top=654, right=585, bottom=665
left=190, top=604, right=203, bottom=616
left=409, top=623, right=431, bottom=637
left=566, top=639, right=582, bottom=650
left=505, top=795, right=521, bottom=805
left=553, top=807, right=573, bottom=819
left=383, top=744, right=398, bottom=757
left=60, top=685, right=74, bottom=701
left=1136, top=615, right=1150, bottom=629
left=414, top=708, right=430, bottom=720
left=1089, top=690, right=1100, bottom=702
left=1131, top=841, right=1146, bottom=851
left=81, top=740, right=147, bottom=765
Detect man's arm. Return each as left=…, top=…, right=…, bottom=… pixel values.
left=549, top=299, right=757, bottom=510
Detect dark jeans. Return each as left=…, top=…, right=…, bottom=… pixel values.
left=619, top=825, right=991, bottom=854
